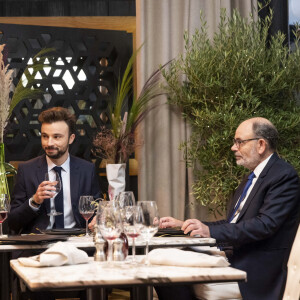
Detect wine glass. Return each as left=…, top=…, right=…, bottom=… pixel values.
left=116, top=191, right=135, bottom=208
left=116, top=191, right=135, bottom=222
left=138, top=201, right=160, bottom=265
left=0, top=194, right=9, bottom=237
left=45, top=171, right=62, bottom=216
left=123, top=206, right=144, bottom=263
left=98, top=205, right=122, bottom=263
left=79, top=196, right=96, bottom=237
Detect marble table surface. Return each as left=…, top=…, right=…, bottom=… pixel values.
left=10, top=257, right=246, bottom=291
left=0, top=235, right=216, bottom=252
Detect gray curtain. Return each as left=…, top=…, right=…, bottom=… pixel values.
left=136, top=0, right=257, bottom=221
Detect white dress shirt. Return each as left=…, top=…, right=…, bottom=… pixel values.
left=230, top=153, right=273, bottom=223
left=29, top=155, right=76, bottom=229
left=46, top=155, right=76, bottom=229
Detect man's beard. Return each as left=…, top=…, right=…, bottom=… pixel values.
left=44, top=146, right=68, bottom=159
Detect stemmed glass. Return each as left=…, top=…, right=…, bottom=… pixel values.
left=45, top=171, right=62, bottom=216
left=79, top=196, right=96, bottom=237
left=138, top=201, right=160, bottom=265
left=123, top=206, right=144, bottom=262
left=0, top=194, right=9, bottom=237
left=116, top=191, right=135, bottom=224
left=98, top=205, right=123, bottom=263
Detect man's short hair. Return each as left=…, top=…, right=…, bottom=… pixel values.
left=38, top=107, right=76, bottom=135
left=252, top=121, right=278, bottom=151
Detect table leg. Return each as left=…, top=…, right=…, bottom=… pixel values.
left=86, top=287, right=107, bottom=300
left=11, top=269, right=21, bottom=300
left=131, top=286, right=153, bottom=300
left=0, top=252, right=11, bottom=300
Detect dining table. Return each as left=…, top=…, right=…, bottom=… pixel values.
left=10, top=256, right=247, bottom=300
left=1, top=233, right=217, bottom=300
left=0, top=235, right=216, bottom=252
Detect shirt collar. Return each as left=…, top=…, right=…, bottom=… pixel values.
left=253, top=153, right=273, bottom=178
left=46, top=155, right=70, bottom=173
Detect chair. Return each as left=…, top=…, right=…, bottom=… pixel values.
left=283, top=224, right=300, bottom=300
left=194, top=225, right=300, bottom=300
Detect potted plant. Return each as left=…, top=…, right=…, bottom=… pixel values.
left=93, top=50, right=168, bottom=200
left=162, top=8, right=300, bottom=215
left=0, top=44, right=53, bottom=199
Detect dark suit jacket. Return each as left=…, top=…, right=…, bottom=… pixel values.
left=207, top=153, right=300, bottom=300
left=8, top=154, right=101, bottom=234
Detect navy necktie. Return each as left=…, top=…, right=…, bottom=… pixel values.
left=228, top=172, right=256, bottom=223
left=53, top=166, right=64, bottom=228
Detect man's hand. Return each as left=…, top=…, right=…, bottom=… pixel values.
left=181, top=219, right=210, bottom=237
left=33, top=181, right=57, bottom=205
left=159, top=217, right=184, bottom=228
left=88, top=215, right=97, bottom=231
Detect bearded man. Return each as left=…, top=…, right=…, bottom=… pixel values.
left=159, top=117, right=300, bottom=300
left=8, top=107, right=100, bottom=234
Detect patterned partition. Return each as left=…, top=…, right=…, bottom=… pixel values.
left=0, top=23, right=133, bottom=193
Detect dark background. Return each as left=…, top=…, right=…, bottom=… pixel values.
left=0, top=0, right=136, bottom=16
left=0, top=0, right=137, bottom=199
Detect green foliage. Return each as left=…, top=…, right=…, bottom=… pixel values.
left=94, top=47, right=168, bottom=163
left=162, top=9, right=300, bottom=213
left=0, top=46, right=55, bottom=143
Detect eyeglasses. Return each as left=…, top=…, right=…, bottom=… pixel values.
left=233, top=138, right=260, bottom=148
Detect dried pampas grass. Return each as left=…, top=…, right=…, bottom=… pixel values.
left=0, top=44, right=14, bottom=143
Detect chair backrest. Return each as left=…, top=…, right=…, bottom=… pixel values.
left=283, top=224, right=300, bottom=300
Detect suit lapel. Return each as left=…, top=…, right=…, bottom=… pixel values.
left=236, top=153, right=279, bottom=222
left=36, top=155, right=50, bottom=214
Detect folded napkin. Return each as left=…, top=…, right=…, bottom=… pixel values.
left=145, top=248, right=229, bottom=267
left=18, top=241, right=89, bottom=267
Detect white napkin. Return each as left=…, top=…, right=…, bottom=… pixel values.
left=18, top=242, right=89, bottom=267
left=145, top=248, right=229, bottom=267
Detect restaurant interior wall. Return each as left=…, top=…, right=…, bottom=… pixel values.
left=0, top=0, right=138, bottom=200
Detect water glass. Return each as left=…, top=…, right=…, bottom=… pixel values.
left=138, top=201, right=159, bottom=265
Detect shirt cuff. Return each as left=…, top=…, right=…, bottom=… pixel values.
left=29, top=197, right=40, bottom=211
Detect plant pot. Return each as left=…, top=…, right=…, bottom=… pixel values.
left=106, top=163, right=126, bottom=201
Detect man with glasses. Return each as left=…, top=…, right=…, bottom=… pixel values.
left=159, top=117, right=300, bottom=300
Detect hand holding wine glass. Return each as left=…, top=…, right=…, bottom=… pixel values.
left=45, top=171, right=62, bottom=216
left=0, top=194, right=10, bottom=237
left=79, top=196, right=96, bottom=237
left=138, top=201, right=160, bottom=265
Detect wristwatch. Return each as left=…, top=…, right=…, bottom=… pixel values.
left=30, top=197, right=41, bottom=208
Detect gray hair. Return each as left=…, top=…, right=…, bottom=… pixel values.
left=252, top=121, right=278, bottom=151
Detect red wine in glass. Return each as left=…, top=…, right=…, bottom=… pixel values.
left=79, top=196, right=96, bottom=237
left=81, top=212, right=94, bottom=221
left=99, top=206, right=122, bottom=262
left=104, top=235, right=119, bottom=241
left=0, top=211, right=8, bottom=223
left=0, top=194, right=10, bottom=237
left=127, top=232, right=140, bottom=239
left=123, top=206, right=144, bottom=262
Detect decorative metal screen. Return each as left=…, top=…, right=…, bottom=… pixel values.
left=0, top=23, right=133, bottom=192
